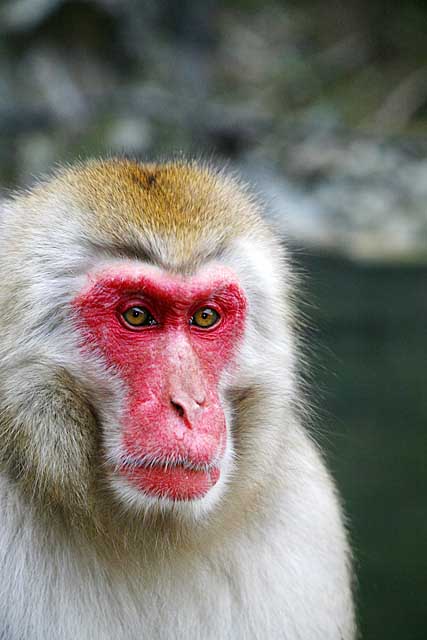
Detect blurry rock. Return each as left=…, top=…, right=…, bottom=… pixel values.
left=244, top=129, right=427, bottom=263
left=17, top=132, right=57, bottom=182
left=0, top=0, right=62, bottom=31
left=107, top=117, right=152, bottom=154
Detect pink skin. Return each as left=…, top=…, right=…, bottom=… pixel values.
left=73, top=264, right=247, bottom=501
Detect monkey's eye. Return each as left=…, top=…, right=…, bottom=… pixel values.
left=121, top=306, right=156, bottom=328
left=190, top=307, right=220, bottom=329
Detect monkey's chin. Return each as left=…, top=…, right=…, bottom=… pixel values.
left=119, top=465, right=221, bottom=501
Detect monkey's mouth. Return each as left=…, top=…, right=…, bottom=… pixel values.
left=117, top=456, right=220, bottom=501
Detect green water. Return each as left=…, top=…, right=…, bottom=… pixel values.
left=301, top=253, right=427, bottom=639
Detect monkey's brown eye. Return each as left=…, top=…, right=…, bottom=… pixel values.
left=122, top=306, right=156, bottom=328
left=190, top=307, right=220, bottom=329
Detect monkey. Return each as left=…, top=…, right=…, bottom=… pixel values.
left=0, top=159, right=355, bottom=639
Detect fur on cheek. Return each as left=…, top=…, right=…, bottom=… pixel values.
left=0, top=366, right=98, bottom=512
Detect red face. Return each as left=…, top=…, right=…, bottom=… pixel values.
left=73, top=264, right=247, bottom=502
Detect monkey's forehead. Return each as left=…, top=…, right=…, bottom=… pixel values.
left=62, top=159, right=262, bottom=243
left=82, top=260, right=241, bottom=291
left=75, top=260, right=247, bottom=305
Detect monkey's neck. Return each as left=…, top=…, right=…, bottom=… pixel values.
left=11, top=473, right=278, bottom=569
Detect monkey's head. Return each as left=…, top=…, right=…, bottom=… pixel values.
left=0, top=160, right=295, bottom=524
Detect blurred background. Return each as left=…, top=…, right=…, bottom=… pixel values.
left=0, top=0, right=426, bottom=637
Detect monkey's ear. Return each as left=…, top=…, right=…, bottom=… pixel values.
left=0, top=364, right=98, bottom=513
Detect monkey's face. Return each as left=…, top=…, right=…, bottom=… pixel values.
left=73, top=261, right=247, bottom=513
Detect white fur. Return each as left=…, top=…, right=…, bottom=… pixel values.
left=0, top=429, right=354, bottom=639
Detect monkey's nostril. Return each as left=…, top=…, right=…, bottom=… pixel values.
left=171, top=400, right=185, bottom=417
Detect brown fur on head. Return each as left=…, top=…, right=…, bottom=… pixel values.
left=60, top=159, right=264, bottom=272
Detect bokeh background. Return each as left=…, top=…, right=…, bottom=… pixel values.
left=1, top=1, right=426, bottom=637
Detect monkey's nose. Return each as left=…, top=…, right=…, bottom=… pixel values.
left=170, top=395, right=205, bottom=429
left=170, top=399, right=192, bottom=430
left=171, top=400, right=185, bottom=418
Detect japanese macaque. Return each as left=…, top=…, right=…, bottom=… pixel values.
left=0, top=159, right=355, bottom=639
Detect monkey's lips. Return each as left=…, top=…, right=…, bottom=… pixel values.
left=119, top=461, right=221, bottom=501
